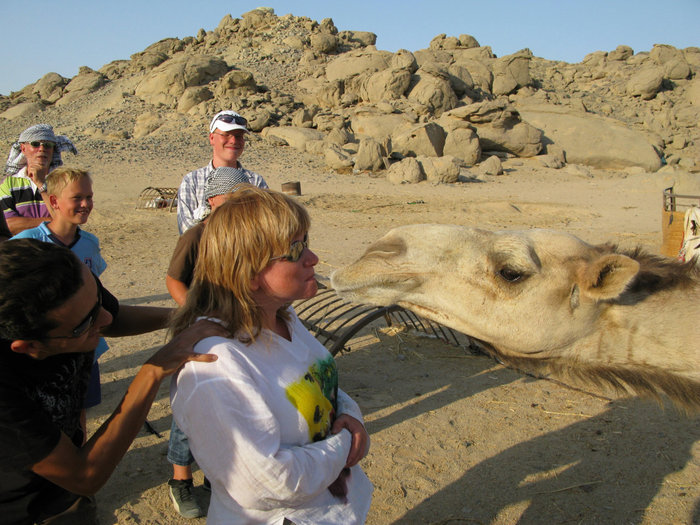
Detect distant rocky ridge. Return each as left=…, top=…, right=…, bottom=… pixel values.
left=2, top=7, right=699, bottom=183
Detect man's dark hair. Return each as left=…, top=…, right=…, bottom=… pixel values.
left=0, top=239, right=84, bottom=341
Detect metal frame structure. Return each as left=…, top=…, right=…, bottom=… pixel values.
left=136, top=187, right=178, bottom=212
left=293, top=286, right=473, bottom=355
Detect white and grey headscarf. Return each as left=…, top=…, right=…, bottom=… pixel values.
left=193, top=166, right=250, bottom=223
left=4, top=124, right=78, bottom=177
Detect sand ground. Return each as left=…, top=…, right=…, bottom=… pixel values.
left=78, top=136, right=700, bottom=524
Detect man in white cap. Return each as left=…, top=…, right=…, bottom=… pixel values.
left=1, top=124, right=77, bottom=235
left=176, top=111, right=267, bottom=234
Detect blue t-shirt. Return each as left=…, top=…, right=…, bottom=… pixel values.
left=12, top=222, right=107, bottom=276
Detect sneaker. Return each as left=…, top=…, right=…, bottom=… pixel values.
left=168, top=478, right=203, bottom=518
left=203, top=477, right=211, bottom=492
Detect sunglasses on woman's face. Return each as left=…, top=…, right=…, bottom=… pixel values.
left=270, top=234, right=309, bottom=263
left=215, top=114, right=247, bottom=128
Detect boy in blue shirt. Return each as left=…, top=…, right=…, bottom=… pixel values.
left=12, top=167, right=108, bottom=431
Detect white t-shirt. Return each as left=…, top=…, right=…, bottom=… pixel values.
left=170, top=309, right=372, bottom=524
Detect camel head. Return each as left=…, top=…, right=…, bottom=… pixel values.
left=333, top=225, right=700, bottom=410
left=331, top=224, right=642, bottom=358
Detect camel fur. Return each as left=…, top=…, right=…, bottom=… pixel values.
left=331, top=225, right=700, bottom=411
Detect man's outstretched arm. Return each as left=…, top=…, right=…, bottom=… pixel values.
left=30, top=320, right=222, bottom=495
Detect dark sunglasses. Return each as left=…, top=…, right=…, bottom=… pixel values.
left=270, top=234, right=309, bottom=263
left=44, top=290, right=103, bottom=339
left=28, top=141, right=55, bottom=149
left=216, top=114, right=247, bottom=127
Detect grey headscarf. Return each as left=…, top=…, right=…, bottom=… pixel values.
left=193, top=167, right=250, bottom=222
left=4, top=124, right=78, bottom=177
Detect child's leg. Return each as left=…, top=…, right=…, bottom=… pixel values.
left=167, top=419, right=195, bottom=479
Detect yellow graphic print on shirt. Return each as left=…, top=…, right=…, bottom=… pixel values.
left=285, top=357, right=338, bottom=442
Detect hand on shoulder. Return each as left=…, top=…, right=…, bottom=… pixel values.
left=145, top=320, right=224, bottom=378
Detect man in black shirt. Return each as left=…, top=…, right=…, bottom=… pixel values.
left=0, top=239, right=220, bottom=524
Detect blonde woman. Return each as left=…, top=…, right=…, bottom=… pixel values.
left=169, top=186, right=372, bottom=524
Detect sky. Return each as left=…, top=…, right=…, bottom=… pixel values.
left=1, top=0, right=699, bottom=96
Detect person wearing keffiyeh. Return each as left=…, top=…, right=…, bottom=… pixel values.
left=1, top=124, right=77, bottom=234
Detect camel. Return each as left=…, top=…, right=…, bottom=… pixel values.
left=330, top=225, right=700, bottom=411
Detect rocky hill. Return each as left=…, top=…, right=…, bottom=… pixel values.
left=1, top=7, right=699, bottom=181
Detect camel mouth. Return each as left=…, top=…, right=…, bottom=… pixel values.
left=331, top=272, right=421, bottom=296
left=397, top=301, right=452, bottom=326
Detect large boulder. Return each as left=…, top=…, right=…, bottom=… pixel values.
left=517, top=103, right=663, bottom=171
left=324, top=143, right=354, bottom=170
left=260, top=126, right=325, bottom=151
left=391, top=49, right=418, bottom=73
left=650, top=44, right=691, bottom=80
left=416, top=155, right=460, bottom=183
left=135, top=55, right=228, bottom=107
left=492, top=49, right=532, bottom=96
left=178, top=86, right=213, bottom=113
left=355, top=138, right=386, bottom=171
left=627, top=67, right=664, bottom=99
left=391, top=122, right=446, bottom=158
left=479, top=155, right=503, bottom=175
left=448, top=101, right=542, bottom=157
left=298, top=78, right=343, bottom=109
left=310, top=33, right=338, bottom=54
left=55, top=67, right=106, bottom=106
left=453, top=58, right=493, bottom=93
left=325, top=49, right=392, bottom=82
left=387, top=157, right=424, bottom=184
left=346, top=68, right=412, bottom=103
left=442, top=127, right=481, bottom=166
left=32, top=72, right=68, bottom=103
left=446, top=64, right=475, bottom=96
left=338, top=30, right=377, bottom=47
left=608, top=45, right=634, bottom=61
left=406, top=66, right=458, bottom=115
left=350, top=111, right=413, bottom=142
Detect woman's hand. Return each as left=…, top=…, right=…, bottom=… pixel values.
left=331, top=414, right=370, bottom=467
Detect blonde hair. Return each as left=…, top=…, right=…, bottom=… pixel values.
left=46, top=167, right=92, bottom=196
left=169, top=185, right=311, bottom=342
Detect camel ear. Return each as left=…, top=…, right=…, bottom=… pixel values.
left=578, top=254, right=640, bottom=300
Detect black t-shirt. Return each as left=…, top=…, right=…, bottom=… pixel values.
left=0, top=281, right=119, bottom=524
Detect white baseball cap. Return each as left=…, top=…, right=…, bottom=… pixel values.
left=209, top=110, right=249, bottom=133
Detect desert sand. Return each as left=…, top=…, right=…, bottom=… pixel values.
left=43, top=133, right=693, bottom=525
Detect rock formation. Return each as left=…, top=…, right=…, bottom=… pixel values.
left=1, top=7, right=698, bottom=180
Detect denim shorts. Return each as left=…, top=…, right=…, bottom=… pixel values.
left=167, top=418, right=194, bottom=466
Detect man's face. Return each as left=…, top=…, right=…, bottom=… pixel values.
left=35, top=265, right=112, bottom=358
left=209, top=129, right=246, bottom=167
left=20, top=140, right=54, bottom=172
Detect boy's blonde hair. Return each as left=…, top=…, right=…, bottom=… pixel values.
left=169, top=185, right=311, bottom=343
left=46, top=167, right=92, bottom=196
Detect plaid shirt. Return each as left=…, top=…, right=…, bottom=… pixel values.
left=176, top=161, right=268, bottom=234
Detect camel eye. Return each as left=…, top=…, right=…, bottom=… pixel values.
left=498, top=267, right=523, bottom=282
